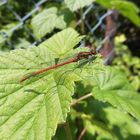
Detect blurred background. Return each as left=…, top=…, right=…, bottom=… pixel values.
left=0, top=0, right=139, bottom=90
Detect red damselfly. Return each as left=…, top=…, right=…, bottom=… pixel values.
left=20, top=51, right=96, bottom=82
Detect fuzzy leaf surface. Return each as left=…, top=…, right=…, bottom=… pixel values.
left=0, top=28, right=85, bottom=140
left=64, top=0, right=95, bottom=11
left=92, top=67, right=140, bottom=122
left=31, top=7, right=74, bottom=39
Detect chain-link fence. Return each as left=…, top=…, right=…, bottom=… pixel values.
left=0, top=0, right=47, bottom=45
left=0, top=0, right=118, bottom=64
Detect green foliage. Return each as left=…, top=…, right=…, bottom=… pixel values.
left=0, top=0, right=140, bottom=140
left=0, top=28, right=84, bottom=140
left=0, top=23, right=17, bottom=49
left=113, top=35, right=140, bottom=91
left=91, top=66, right=140, bottom=121
left=30, top=0, right=140, bottom=40
left=0, top=28, right=140, bottom=140
left=97, top=106, right=140, bottom=139
left=64, top=0, right=95, bottom=11
left=31, top=6, right=75, bottom=39
left=96, top=0, right=140, bottom=27
left=14, top=38, right=31, bottom=49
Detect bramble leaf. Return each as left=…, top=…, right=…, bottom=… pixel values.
left=96, top=0, right=140, bottom=27
left=92, top=67, right=140, bottom=122
left=31, top=7, right=74, bottom=39
left=102, top=107, right=140, bottom=137
left=64, top=0, right=95, bottom=11
left=0, top=28, right=85, bottom=140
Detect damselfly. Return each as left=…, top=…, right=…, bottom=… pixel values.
left=20, top=51, right=96, bottom=82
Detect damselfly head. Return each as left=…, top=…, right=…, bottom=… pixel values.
left=77, top=51, right=96, bottom=60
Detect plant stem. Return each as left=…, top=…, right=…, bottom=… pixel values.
left=71, top=93, right=92, bottom=106
left=77, top=128, right=86, bottom=140
left=64, top=122, right=73, bottom=140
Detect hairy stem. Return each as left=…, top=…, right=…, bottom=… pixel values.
left=71, top=93, right=92, bottom=106
left=78, top=128, right=87, bottom=140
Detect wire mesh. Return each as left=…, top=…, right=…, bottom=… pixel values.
left=0, top=1, right=118, bottom=63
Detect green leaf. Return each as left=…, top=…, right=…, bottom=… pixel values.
left=102, top=107, right=140, bottom=138
left=0, top=23, right=17, bottom=49
left=84, top=119, right=117, bottom=140
left=92, top=67, right=140, bottom=122
left=14, top=38, right=31, bottom=49
left=0, top=28, right=84, bottom=140
left=31, top=7, right=75, bottom=39
left=96, top=0, right=140, bottom=27
left=39, top=28, right=84, bottom=56
left=64, top=0, right=95, bottom=11
left=84, top=100, right=140, bottom=139
left=70, top=109, right=117, bottom=139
